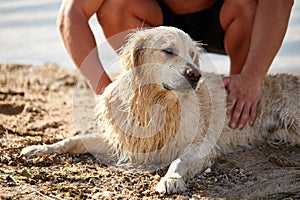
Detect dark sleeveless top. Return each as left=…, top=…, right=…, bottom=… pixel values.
left=157, top=0, right=226, bottom=54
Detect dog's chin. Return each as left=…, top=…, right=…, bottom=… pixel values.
left=162, top=82, right=196, bottom=92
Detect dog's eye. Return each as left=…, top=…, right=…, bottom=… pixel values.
left=190, top=51, right=195, bottom=58
left=162, top=48, right=175, bottom=55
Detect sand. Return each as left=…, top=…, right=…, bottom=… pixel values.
left=0, top=63, right=299, bottom=199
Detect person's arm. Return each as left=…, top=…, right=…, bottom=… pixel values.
left=224, top=0, right=294, bottom=129
left=57, top=0, right=111, bottom=94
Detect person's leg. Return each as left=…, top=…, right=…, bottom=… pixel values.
left=220, top=0, right=258, bottom=75
left=97, top=0, right=163, bottom=38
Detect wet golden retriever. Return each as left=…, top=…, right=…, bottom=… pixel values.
left=22, top=26, right=300, bottom=194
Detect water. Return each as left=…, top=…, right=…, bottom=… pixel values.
left=0, top=0, right=299, bottom=74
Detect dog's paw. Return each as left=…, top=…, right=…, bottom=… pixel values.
left=21, top=145, right=49, bottom=158
left=155, top=174, right=187, bottom=194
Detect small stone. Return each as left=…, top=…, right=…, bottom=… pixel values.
left=204, top=168, right=211, bottom=173
left=6, top=175, right=17, bottom=186
left=153, top=174, right=160, bottom=180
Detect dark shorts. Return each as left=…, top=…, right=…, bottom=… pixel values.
left=157, top=0, right=226, bottom=54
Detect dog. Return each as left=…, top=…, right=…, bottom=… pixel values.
left=22, top=26, right=300, bottom=194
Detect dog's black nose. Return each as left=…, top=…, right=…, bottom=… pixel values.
left=183, top=64, right=201, bottom=89
left=186, top=68, right=201, bottom=79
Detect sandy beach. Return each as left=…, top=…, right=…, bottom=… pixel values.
left=0, top=1, right=300, bottom=199
left=0, top=63, right=299, bottom=199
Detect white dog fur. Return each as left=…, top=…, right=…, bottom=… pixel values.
left=22, top=26, right=300, bottom=194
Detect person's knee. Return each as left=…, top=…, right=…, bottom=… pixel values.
left=235, top=0, right=257, bottom=20
left=97, top=0, right=135, bottom=27
left=97, top=0, right=142, bottom=36
left=221, top=0, right=257, bottom=32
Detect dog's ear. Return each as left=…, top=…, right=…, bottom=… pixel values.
left=120, top=33, right=146, bottom=70
left=133, top=41, right=145, bottom=68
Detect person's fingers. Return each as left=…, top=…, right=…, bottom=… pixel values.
left=229, top=100, right=245, bottom=129
left=226, top=94, right=236, bottom=116
left=238, top=103, right=251, bottom=130
left=249, top=103, right=258, bottom=126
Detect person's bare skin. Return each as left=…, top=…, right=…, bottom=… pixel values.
left=57, top=0, right=294, bottom=129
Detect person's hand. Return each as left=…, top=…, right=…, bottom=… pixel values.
left=223, top=73, right=262, bottom=130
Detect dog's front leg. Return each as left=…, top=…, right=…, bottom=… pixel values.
left=155, top=145, right=216, bottom=194
left=21, top=133, right=112, bottom=158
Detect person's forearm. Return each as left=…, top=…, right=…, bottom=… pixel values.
left=57, top=1, right=111, bottom=94
left=241, top=0, right=294, bottom=81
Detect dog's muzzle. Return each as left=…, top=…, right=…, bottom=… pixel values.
left=162, top=64, right=201, bottom=91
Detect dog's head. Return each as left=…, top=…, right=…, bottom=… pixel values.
left=120, top=26, right=203, bottom=91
